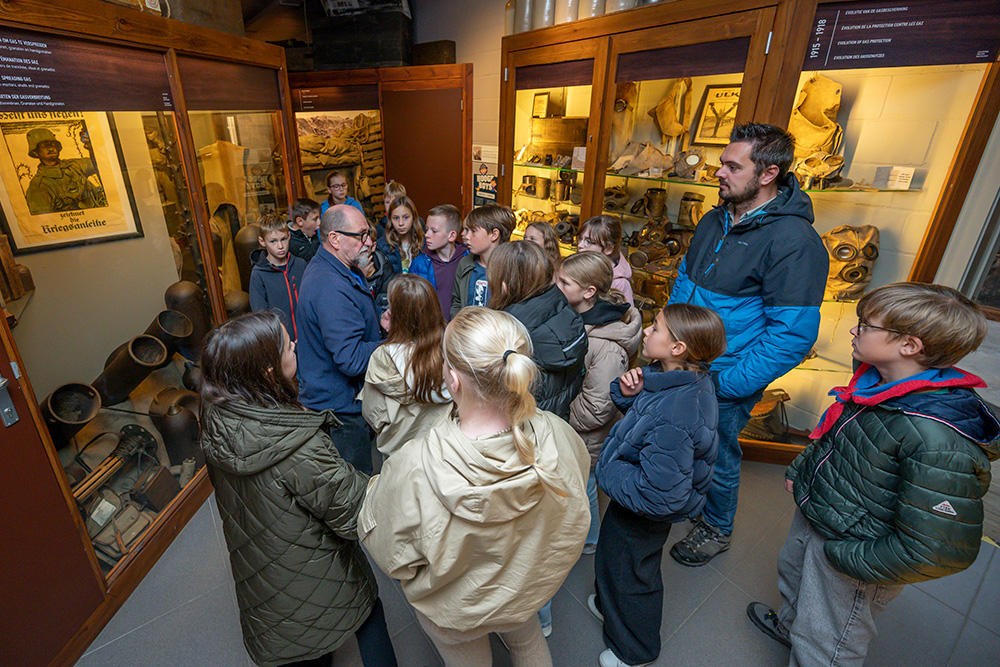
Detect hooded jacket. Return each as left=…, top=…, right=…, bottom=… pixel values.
left=787, top=365, right=1000, bottom=585
left=450, top=253, right=479, bottom=319
left=669, top=173, right=828, bottom=399
left=612, top=252, right=635, bottom=305
left=288, top=222, right=319, bottom=263
left=364, top=247, right=396, bottom=316
left=503, top=285, right=589, bottom=421
left=201, top=401, right=377, bottom=666
left=361, top=342, right=454, bottom=457
left=569, top=302, right=643, bottom=467
left=359, top=410, right=591, bottom=631
left=410, top=242, right=469, bottom=320
left=249, top=248, right=306, bottom=340
left=596, top=368, right=719, bottom=521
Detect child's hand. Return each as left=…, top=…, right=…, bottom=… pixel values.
left=784, top=479, right=794, bottom=493
left=619, top=368, right=644, bottom=396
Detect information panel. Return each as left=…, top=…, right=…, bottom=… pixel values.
left=805, top=0, right=1000, bottom=70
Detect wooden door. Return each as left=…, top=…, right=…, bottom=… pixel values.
left=0, top=317, right=105, bottom=667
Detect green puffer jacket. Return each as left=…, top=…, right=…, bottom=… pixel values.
left=202, top=401, right=377, bottom=667
left=787, top=388, right=999, bottom=586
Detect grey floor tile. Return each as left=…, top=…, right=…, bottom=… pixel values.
left=868, top=585, right=964, bottom=666
left=489, top=633, right=514, bottom=667
left=947, top=620, right=1000, bottom=667
left=545, top=587, right=607, bottom=667
left=86, top=496, right=230, bottom=651
left=968, top=541, right=1000, bottom=630
left=659, top=579, right=789, bottom=666
left=726, top=504, right=795, bottom=609
left=365, top=549, right=417, bottom=637
left=388, top=619, right=444, bottom=667
left=559, top=550, right=597, bottom=607
left=330, top=634, right=362, bottom=667
left=76, top=584, right=251, bottom=667
left=913, top=539, right=995, bottom=615
left=659, top=546, right=728, bottom=636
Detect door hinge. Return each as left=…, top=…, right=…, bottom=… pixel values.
left=504, top=67, right=508, bottom=82
left=10, top=361, right=20, bottom=379
left=501, top=164, right=505, bottom=177
left=461, top=99, right=464, bottom=111
left=461, top=185, right=464, bottom=194
left=765, top=31, right=772, bottom=55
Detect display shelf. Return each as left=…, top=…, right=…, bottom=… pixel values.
left=605, top=171, right=721, bottom=189
left=3, top=290, right=34, bottom=324
left=803, top=187, right=922, bottom=194
left=512, top=191, right=581, bottom=207
left=513, top=162, right=584, bottom=176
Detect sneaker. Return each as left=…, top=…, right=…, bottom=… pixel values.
left=598, top=648, right=652, bottom=667
left=541, top=620, right=552, bottom=638
left=746, top=601, right=791, bottom=648
left=669, top=520, right=731, bottom=566
left=587, top=594, right=604, bottom=623
left=582, top=543, right=597, bottom=555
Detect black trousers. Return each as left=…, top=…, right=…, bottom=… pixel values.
left=594, top=500, right=673, bottom=665
left=329, top=411, right=374, bottom=476
left=280, top=599, right=398, bottom=667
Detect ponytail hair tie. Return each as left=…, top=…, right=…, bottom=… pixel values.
left=503, top=349, right=516, bottom=363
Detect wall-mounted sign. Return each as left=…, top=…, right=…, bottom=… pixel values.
left=805, top=0, right=1000, bottom=70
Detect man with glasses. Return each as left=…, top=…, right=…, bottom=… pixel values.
left=321, top=170, right=366, bottom=216
left=296, top=204, right=383, bottom=474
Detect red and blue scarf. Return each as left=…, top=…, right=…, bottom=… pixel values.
left=809, top=364, right=986, bottom=440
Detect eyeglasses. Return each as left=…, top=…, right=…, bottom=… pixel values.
left=329, top=183, right=348, bottom=190
left=578, top=237, right=597, bottom=248
left=337, top=229, right=371, bottom=242
left=856, top=318, right=912, bottom=336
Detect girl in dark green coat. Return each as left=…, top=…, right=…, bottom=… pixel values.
left=200, top=312, right=398, bottom=667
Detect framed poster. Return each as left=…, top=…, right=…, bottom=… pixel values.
left=531, top=92, right=550, bottom=118
left=692, top=85, right=741, bottom=146
left=0, top=111, right=142, bottom=254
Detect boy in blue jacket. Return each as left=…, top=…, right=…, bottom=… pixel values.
left=589, top=303, right=727, bottom=667
left=748, top=283, right=998, bottom=666
left=249, top=213, right=306, bottom=341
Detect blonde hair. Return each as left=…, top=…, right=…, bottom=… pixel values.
left=660, top=303, right=727, bottom=372
left=559, top=251, right=626, bottom=306
left=856, top=282, right=987, bottom=368
left=256, top=212, right=288, bottom=238
left=385, top=180, right=407, bottom=201
left=385, top=195, right=425, bottom=263
left=525, top=221, right=562, bottom=273
left=446, top=307, right=566, bottom=494
left=487, top=241, right=552, bottom=310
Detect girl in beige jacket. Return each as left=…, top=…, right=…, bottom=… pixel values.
left=361, top=274, right=453, bottom=457
left=359, top=307, right=591, bottom=667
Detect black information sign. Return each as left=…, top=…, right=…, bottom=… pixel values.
left=805, top=0, right=1000, bottom=70
left=0, top=27, right=172, bottom=112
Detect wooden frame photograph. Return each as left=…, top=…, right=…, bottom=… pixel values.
left=531, top=92, right=550, bottom=118
left=0, top=111, right=142, bottom=254
left=692, top=84, right=741, bottom=146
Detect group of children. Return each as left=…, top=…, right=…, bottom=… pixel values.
left=209, top=183, right=997, bottom=667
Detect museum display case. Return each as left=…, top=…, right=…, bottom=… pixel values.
left=0, top=2, right=297, bottom=664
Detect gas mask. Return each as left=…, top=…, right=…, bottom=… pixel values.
left=820, top=225, right=879, bottom=301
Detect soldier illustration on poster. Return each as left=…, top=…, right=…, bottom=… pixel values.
left=473, top=162, right=497, bottom=207
left=23, top=123, right=105, bottom=215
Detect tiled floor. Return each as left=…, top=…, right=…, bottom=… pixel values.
left=78, top=461, right=1000, bottom=667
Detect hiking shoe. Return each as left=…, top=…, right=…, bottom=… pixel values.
left=541, top=619, right=552, bottom=638
left=746, top=602, right=791, bottom=648
left=587, top=594, right=604, bottom=623
left=598, top=648, right=652, bottom=667
left=669, top=520, right=731, bottom=566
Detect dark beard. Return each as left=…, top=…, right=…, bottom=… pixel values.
left=719, top=177, right=761, bottom=206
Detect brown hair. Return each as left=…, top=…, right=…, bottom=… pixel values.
left=463, top=205, right=514, bottom=243
left=445, top=307, right=568, bottom=495
left=578, top=215, right=623, bottom=256
left=256, top=212, right=288, bottom=238
left=525, top=221, right=562, bottom=274
left=487, top=241, right=552, bottom=311
left=559, top=251, right=626, bottom=306
left=384, top=180, right=406, bottom=201
left=660, top=303, right=727, bottom=372
left=384, top=274, right=447, bottom=403
left=326, top=170, right=347, bottom=187
left=291, top=197, right=319, bottom=223
left=385, top=196, right=425, bottom=264
left=200, top=311, right=299, bottom=409
left=856, top=282, right=987, bottom=368
left=428, top=204, right=463, bottom=236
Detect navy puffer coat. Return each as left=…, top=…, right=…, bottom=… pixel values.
left=596, top=367, right=719, bottom=520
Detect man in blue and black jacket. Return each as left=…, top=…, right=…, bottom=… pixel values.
left=669, top=123, right=829, bottom=566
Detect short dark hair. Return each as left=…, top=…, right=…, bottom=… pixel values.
left=428, top=204, right=462, bottom=235
left=291, top=197, right=319, bottom=222
left=464, top=205, right=514, bottom=242
left=729, top=123, right=795, bottom=177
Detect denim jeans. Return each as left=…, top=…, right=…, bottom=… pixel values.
left=329, top=411, right=374, bottom=476
left=280, top=599, right=398, bottom=667
left=777, top=511, right=902, bottom=666
left=586, top=470, right=600, bottom=546
left=699, top=389, right=763, bottom=535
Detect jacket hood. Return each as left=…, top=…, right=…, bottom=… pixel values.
left=641, top=368, right=710, bottom=393
left=425, top=242, right=469, bottom=267
left=888, top=387, right=1000, bottom=459
left=613, top=251, right=632, bottom=281
left=420, top=414, right=573, bottom=524
left=504, top=285, right=587, bottom=372
left=366, top=343, right=451, bottom=403
left=581, top=300, right=629, bottom=327
left=201, top=401, right=339, bottom=475
left=366, top=248, right=390, bottom=279
left=251, top=247, right=296, bottom=271
left=724, top=172, right=815, bottom=233
left=586, top=304, right=643, bottom=354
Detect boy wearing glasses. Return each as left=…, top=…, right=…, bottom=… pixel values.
left=748, top=282, right=998, bottom=666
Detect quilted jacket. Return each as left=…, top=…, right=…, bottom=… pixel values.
left=596, top=367, right=719, bottom=521
left=202, top=401, right=377, bottom=666
left=503, top=285, right=588, bottom=421
left=568, top=301, right=643, bottom=468
left=787, top=384, right=1000, bottom=585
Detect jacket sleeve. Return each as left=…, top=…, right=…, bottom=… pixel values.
left=716, top=237, right=827, bottom=399
left=823, top=438, right=990, bottom=585
left=450, top=269, right=464, bottom=320
left=280, top=432, right=370, bottom=540
left=410, top=255, right=436, bottom=287
left=318, top=284, right=381, bottom=378
left=570, top=343, right=624, bottom=434
left=600, top=421, right=695, bottom=518
left=361, top=352, right=390, bottom=436
left=608, top=374, right=638, bottom=414
left=667, top=257, right=694, bottom=305
left=248, top=269, right=268, bottom=312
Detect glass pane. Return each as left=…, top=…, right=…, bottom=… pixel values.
left=189, top=110, right=289, bottom=316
